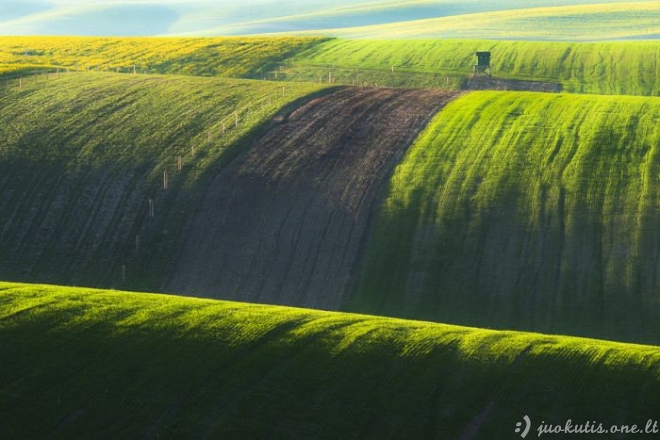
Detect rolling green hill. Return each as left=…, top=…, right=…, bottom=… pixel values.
left=0, top=73, right=324, bottom=290
left=3, top=36, right=658, bottom=97
left=288, top=38, right=660, bottom=96
left=2, top=281, right=660, bottom=439
left=1, top=0, right=656, bottom=38
left=352, top=91, right=660, bottom=344
left=0, top=36, right=325, bottom=78
left=293, top=2, right=660, bottom=41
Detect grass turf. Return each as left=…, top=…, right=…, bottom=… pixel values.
left=353, top=90, right=660, bottom=344
left=289, top=38, right=660, bottom=96
left=1, top=281, right=659, bottom=439
left=0, top=73, right=325, bottom=291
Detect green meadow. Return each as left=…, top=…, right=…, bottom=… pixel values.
left=0, top=73, right=324, bottom=290
left=2, top=282, right=659, bottom=439
left=1, top=24, right=660, bottom=438
left=291, top=38, right=660, bottom=95
left=353, top=91, right=660, bottom=343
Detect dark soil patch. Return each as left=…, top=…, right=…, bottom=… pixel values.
left=166, top=87, right=459, bottom=308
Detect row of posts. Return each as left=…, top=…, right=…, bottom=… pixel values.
left=120, top=88, right=287, bottom=282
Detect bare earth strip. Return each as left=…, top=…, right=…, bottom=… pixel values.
left=166, top=87, right=459, bottom=309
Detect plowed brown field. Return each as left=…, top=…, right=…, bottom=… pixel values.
left=166, top=88, right=459, bottom=308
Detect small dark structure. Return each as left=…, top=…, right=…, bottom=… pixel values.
left=473, top=51, right=492, bottom=77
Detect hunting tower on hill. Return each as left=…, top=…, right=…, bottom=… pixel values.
left=474, top=51, right=491, bottom=77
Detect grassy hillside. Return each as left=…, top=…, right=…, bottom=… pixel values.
left=0, top=73, right=324, bottom=290
left=296, top=2, right=660, bottom=41
left=0, top=36, right=325, bottom=78
left=2, top=282, right=660, bottom=439
left=165, top=88, right=457, bottom=308
left=352, top=91, right=660, bottom=344
left=289, top=38, right=660, bottom=96
left=1, top=0, right=654, bottom=37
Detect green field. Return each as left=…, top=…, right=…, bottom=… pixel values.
left=0, top=36, right=325, bottom=78
left=289, top=38, right=660, bottom=95
left=296, top=2, right=660, bottom=42
left=0, top=73, right=324, bottom=290
left=3, top=36, right=659, bottom=97
left=352, top=91, right=660, bottom=344
left=2, top=281, right=660, bottom=439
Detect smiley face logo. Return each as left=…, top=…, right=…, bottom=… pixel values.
left=516, top=415, right=531, bottom=438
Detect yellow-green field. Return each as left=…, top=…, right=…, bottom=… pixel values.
left=353, top=90, right=660, bottom=344
left=0, top=36, right=325, bottom=78
left=291, top=38, right=660, bottom=96
left=1, top=281, right=659, bottom=439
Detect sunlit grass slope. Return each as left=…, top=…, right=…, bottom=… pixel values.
left=0, top=73, right=324, bottom=290
left=299, top=2, right=660, bottom=41
left=292, top=38, right=660, bottom=96
left=353, top=91, right=660, bottom=344
left=2, top=282, right=660, bottom=439
left=0, top=36, right=325, bottom=78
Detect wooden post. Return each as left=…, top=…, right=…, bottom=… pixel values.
left=328, top=71, right=332, bottom=84
left=221, top=122, right=226, bottom=135
left=149, top=199, right=154, bottom=218
left=234, top=112, right=239, bottom=127
left=163, top=169, right=168, bottom=189
left=281, top=86, right=285, bottom=96
left=191, top=145, right=195, bottom=156
left=133, top=65, right=136, bottom=75
left=18, top=77, right=22, bottom=88
left=177, top=156, right=182, bottom=171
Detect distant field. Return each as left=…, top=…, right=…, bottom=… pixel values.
left=2, top=281, right=660, bottom=439
left=0, top=36, right=325, bottom=78
left=291, top=38, right=660, bottom=96
left=2, top=36, right=658, bottom=97
left=0, top=73, right=324, bottom=290
left=353, top=91, right=660, bottom=344
left=1, top=0, right=656, bottom=38
left=295, top=2, right=660, bottom=41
